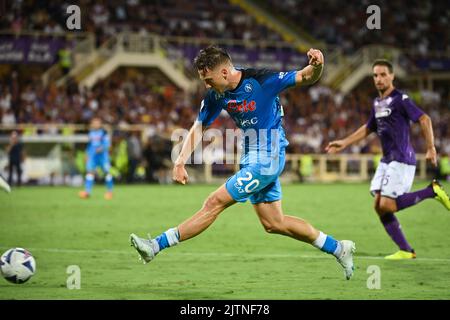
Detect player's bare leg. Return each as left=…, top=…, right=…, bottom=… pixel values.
left=253, top=200, right=356, bottom=280
left=178, top=184, right=235, bottom=240
left=79, top=171, right=94, bottom=199
left=253, top=200, right=319, bottom=242
left=103, top=169, right=114, bottom=200
left=130, top=184, right=235, bottom=263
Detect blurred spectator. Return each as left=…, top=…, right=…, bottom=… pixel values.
left=438, top=150, right=450, bottom=182
left=6, top=130, right=25, bottom=186
left=264, top=0, right=449, bottom=56
left=58, top=45, right=73, bottom=75
left=2, top=0, right=282, bottom=44
left=142, top=136, right=172, bottom=183
left=0, top=67, right=449, bottom=160
left=126, top=131, right=142, bottom=183
left=110, top=131, right=128, bottom=180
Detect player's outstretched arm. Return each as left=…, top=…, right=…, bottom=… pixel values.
left=326, top=124, right=371, bottom=153
left=295, top=48, right=324, bottom=86
left=418, top=114, right=437, bottom=167
left=173, top=121, right=204, bottom=184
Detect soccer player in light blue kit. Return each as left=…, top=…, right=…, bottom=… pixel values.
left=131, top=46, right=356, bottom=279
left=79, top=117, right=114, bottom=200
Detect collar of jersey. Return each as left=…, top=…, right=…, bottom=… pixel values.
left=377, top=88, right=398, bottom=102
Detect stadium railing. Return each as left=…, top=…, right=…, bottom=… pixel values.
left=0, top=125, right=431, bottom=185
left=200, top=153, right=429, bottom=184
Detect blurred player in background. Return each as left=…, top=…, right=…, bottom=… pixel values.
left=326, top=59, right=450, bottom=260
left=131, top=46, right=356, bottom=280
left=79, top=117, right=114, bottom=200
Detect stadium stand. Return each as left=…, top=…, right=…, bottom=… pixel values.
left=0, top=0, right=449, bottom=184
left=261, top=0, right=449, bottom=56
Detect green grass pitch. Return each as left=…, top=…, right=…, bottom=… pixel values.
left=1, top=182, right=450, bottom=299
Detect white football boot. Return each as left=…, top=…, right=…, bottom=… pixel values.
left=130, top=233, right=157, bottom=264
left=336, top=240, right=356, bottom=280
left=0, top=175, right=11, bottom=193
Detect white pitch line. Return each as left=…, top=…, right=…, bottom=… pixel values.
left=2, top=246, right=450, bottom=262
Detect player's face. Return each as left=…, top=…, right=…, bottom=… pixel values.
left=373, top=65, right=394, bottom=93
left=198, top=66, right=228, bottom=93
left=91, top=118, right=102, bottom=130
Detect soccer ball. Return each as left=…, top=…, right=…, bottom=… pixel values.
left=0, top=248, right=36, bottom=284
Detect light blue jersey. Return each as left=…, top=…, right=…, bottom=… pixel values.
left=86, top=129, right=111, bottom=172
left=198, top=68, right=296, bottom=153
left=197, top=68, right=297, bottom=204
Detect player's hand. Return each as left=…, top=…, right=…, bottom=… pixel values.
left=172, top=164, right=189, bottom=185
left=426, top=146, right=437, bottom=167
left=325, top=140, right=347, bottom=153
left=307, top=49, right=324, bottom=67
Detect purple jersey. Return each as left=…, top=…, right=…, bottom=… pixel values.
left=366, top=89, right=425, bottom=165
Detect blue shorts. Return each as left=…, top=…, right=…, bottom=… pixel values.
left=225, top=148, right=286, bottom=204
left=86, top=153, right=111, bottom=173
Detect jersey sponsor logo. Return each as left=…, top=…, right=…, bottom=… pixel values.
left=226, top=99, right=256, bottom=113
left=239, top=117, right=258, bottom=127
left=375, top=107, right=392, bottom=118
left=278, top=72, right=286, bottom=79
left=244, top=83, right=253, bottom=93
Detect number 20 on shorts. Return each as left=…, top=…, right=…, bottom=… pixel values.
left=236, top=172, right=260, bottom=193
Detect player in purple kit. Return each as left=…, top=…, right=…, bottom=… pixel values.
left=326, top=59, right=450, bottom=260
left=130, top=46, right=356, bottom=280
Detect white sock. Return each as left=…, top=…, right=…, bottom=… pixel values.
left=151, top=228, right=180, bottom=254
left=151, top=239, right=160, bottom=254
left=165, top=227, right=180, bottom=246
left=312, top=231, right=327, bottom=249
left=312, top=231, right=342, bottom=258
left=333, top=242, right=342, bottom=258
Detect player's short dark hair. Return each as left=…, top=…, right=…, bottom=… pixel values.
left=193, top=46, right=232, bottom=72
left=372, top=59, right=393, bottom=73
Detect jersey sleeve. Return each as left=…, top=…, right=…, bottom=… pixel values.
left=401, top=94, right=425, bottom=123
left=366, top=108, right=377, bottom=132
left=259, top=70, right=297, bottom=96
left=196, top=92, right=223, bottom=127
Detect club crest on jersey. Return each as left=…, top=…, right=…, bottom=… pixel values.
left=244, top=83, right=253, bottom=93
left=215, top=92, right=225, bottom=100
left=226, top=99, right=256, bottom=113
